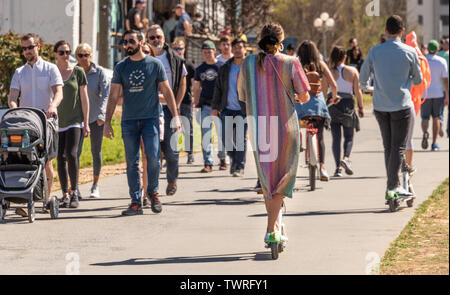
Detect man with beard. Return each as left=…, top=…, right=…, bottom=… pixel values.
left=8, top=33, right=64, bottom=217
left=104, top=30, right=182, bottom=216
left=147, top=25, right=187, bottom=196
left=212, top=38, right=248, bottom=177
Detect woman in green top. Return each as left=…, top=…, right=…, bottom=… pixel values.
left=53, top=40, right=90, bottom=209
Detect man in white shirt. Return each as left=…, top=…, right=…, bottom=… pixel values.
left=216, top=36, right=233, bottom=64
left=8, top=33, right=64, bottom=216
left=420, top=40, right=449, bottom=151
left=147, top=25, right=187, bottom=196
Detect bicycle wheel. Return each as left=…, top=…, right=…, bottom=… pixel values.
left=309, top=164, right=316, bottom=191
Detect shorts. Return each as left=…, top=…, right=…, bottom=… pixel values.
left=421, top=97, right=445, bottom=120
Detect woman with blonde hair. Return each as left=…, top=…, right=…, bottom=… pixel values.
left=75, top=43, right=110, bottom=199
left=238, top=23, right=310, bottom=246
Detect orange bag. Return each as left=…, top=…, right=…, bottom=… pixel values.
left=405, top=31, right=431, bottom=116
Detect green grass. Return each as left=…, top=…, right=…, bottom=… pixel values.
left=75, top=114, right=218, bottom=170
left=380, top=179, right=449, bottom=275
left=78, top=116, right=125, bottom=168
left=363, top=93, right=373, bottom=108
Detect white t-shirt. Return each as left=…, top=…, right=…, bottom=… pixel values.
left=423, top=54, right=448, bottom=99
left=10, top=57, right=63, bottom=111
left=156, top=51, right=187, bottom=105
left=217, top=54, right=233, bottom=64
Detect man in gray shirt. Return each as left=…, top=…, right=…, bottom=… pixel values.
left=360, top=15, right=422, bottom=199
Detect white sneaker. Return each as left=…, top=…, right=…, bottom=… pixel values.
left=320, top=169, right=329, bottom=181
left=90, top=185, right=100, bottom=198
left=392, top=186, right=413, bottom=197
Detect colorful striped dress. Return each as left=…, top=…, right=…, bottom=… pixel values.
left=238, top=53, right=310, bottom=199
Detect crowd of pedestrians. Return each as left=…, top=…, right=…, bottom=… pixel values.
left=5, top=6, right=448, bottom=248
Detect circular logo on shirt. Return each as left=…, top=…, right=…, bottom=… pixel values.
left=128, top=69, right=145, bottom=92
left=200, top=68, right=218, bottom=82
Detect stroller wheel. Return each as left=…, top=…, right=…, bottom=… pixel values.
left=49, top=196, right=59, bottom=219
left=28, top=201, right=35, bottom=223
left=0, top=199, right=7, bottom=222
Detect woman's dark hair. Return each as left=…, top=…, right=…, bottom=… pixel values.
left=351, top=46, right=363, bottom=59
left=53, top=40, right=71, bottom=52
left=257, top=22, right=285, bottom=72
left=386, top=15, right=404, bottom=35
left=297, top=40, right=322, bottom=73
left=330, top=46, right=346, bottom=69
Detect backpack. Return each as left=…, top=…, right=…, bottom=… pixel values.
left=304, top=62, right=322, bottom=96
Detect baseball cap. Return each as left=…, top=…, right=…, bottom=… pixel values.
left=136, top=0, right=145, bottom=4
left=428, top=40, right=439, bottom=53
left=202, top=40, right=216, bottom=50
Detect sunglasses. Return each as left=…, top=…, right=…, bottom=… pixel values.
left=143, top=50, right=150, bottom=55
left=148, top=35, right=163, bottom=41
left=22, top=44, right=37, bottom=51
left=122, top=39, right=137, bottom=46
left=77, top=53, right=90, bottom=58
left=174, top=47, right=184, bottom=51
left=57, top=50, right=71, bottom=56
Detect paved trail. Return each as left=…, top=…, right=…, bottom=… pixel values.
left=1, top=111, right=448, bottom=274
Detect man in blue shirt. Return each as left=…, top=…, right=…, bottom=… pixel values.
left=360, top=15, right=422, bottom=198
left=104, top=30, right=181, bottom=216
left=175, top=4, right=192, bottom=38
left=212, top=38, right=248, bottom=177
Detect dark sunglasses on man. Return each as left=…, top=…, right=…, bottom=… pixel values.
left=122, top=39, right=137, bottom=46
left=77, top=53, right=90, bottom=58
left=22, top=44, right=37, bottom=51
left=174, top=47, right=184, bottom=51
left=148, top=35, right=163, bottom=41
left=57, top=50, right=71, bottom=56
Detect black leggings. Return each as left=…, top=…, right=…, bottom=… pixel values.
left=331, top=123, right=354, bottom=168
left=57, top=127, right=82, bottom=193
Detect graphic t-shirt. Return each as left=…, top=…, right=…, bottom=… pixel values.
left=194, top=61, right=223, bottom=107
left=111, top=56, right=167, bottom=121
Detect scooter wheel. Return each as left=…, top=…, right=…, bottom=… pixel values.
left=271, top=243, right=279, bottom=260
left=388, top=198, right=399, bottom=212
left=406, top=199, right=414, bottom=208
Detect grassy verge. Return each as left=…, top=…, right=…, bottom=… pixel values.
left=380, top=179, right=449, bottom=275
left=363, top=93, right=373, bottom=108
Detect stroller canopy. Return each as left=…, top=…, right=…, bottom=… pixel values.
left=0, top=108, right=44, bottom=141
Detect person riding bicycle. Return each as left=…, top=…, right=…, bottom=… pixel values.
left=296, top=40, right=339, bottom=181
left=359, top=15, right=423, bottom=199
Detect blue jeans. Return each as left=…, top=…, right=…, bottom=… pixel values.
left=201, top=105, right=214, bottom=166
left=122, top=118, right=160, bottom=205
left=220, top=108, right=248, bottom=170
left=161, top=106, right=180, bottom=184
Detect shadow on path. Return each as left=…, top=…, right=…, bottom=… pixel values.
left=164, top=197, right=263, bottom=207
left=248, top=207, right=391, bottom=218
left=91, top=252, right=273, bottom=267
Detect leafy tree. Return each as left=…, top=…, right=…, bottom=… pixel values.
left=272, top=0, right=407, bottom=58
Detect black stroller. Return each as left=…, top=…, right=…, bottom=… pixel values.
left=0, top=108, right=59, bottom=223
